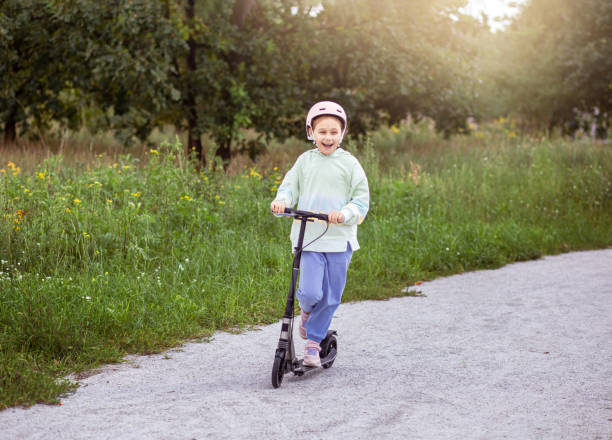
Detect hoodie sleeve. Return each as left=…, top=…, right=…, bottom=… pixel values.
left=340, top=159, right=369, bottom=226
left=273, top=155, right=301, bottom=207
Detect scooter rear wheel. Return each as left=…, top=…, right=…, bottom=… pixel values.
left=321, top=334, right=337, bottom=369
left=271, top=352, right=285, bottom=388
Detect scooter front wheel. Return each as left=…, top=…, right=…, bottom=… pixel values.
left=271, top=351, right=286, bottom=388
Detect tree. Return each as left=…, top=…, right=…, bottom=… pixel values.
left=163, top=0, right=483, bottom=165
left=1, top=0, right=487, bottom=159
left=284, top=0, right=481, bottom=137
left=478, top=0, right=612, bottom=133
left=0, top=0, right=78, bottom=142
left=0, top=0, right=184, bottom=144
left=162, top=0, right=310, bottom=167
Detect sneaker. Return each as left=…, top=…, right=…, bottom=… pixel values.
left=299, top=309, right=310, bottom=340
left=303, top=340, right=321, bottom=368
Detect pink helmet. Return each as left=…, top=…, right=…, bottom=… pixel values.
left=306, top=101, right=348, bottom=143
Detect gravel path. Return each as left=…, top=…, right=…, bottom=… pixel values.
left=2, top=249, right=611, bottom=440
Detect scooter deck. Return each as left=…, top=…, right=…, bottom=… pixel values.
left=293, top=348, right=337, bottom=375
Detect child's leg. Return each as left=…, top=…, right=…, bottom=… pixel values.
left=297, top=244, right=353, bottom=343
left=296, top=251, right=326, bottom=315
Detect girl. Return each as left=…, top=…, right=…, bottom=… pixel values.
left=271, top=101, right=369, bottom=367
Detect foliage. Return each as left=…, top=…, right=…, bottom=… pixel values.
left=284, top=0, right=482, bottom=138
left=0, top=0, right=184, bottom=144
left=161, top=0, right=310, bottom=165
left=477, top=0, right=612, bottom=132
left=0, top=0, right=489, bottom=156
left=2, top=0, right=610, bottom=158
left=0, top=0, right=78, bottom=141
left=1, top=130, right=611, bottom=408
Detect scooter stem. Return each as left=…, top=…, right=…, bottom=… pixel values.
left=283, top=218, right=308, bottom=320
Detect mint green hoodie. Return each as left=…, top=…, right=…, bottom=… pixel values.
left=273, top=147, right=370, bottom=252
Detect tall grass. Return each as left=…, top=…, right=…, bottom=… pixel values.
left=1, top=129, right=610, bottom=408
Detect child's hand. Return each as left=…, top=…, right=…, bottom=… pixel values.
left=328, top=210, right=345, bottom=224
left=270, top=201, right=286, bottom=214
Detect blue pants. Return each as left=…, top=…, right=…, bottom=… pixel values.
left=297, top=243, right=353, bottom=343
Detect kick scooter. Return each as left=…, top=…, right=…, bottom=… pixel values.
left=271, top=208, right=338, bottom=388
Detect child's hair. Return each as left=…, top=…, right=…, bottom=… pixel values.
left=312, top=115, right=345, bottom=131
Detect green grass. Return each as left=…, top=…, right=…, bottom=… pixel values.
left=1, top=130, right=610, bottom=408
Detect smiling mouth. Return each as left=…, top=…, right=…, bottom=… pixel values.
left=322, top=143, right=334, bottom=148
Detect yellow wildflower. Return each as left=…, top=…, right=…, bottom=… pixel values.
left=65, top=208, right=71, bottom=213
left=149, top=149, right=159, bottom=155
left=73, top=199, right=81, bottom=205
left=7, top=162, right=20, bottom=176
left=130, top=192, right=141, bottom=197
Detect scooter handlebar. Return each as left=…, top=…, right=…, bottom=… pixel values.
left=281, top=208, right=329, bottom=222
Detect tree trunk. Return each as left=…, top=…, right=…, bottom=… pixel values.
left=4, top=103, right=17, bottom=143
left=187, top=120, right=203, bottom=166
left=185, top=0, right=205, bottom=167
left=217, top=136, right=232, bottom=170
left=547, top=118, right=557, bottom=137
left=207, top=0, right=257, bottom=168
left=231, top=0, right=257, bottom=27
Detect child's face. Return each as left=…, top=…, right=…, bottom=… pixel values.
left=311, top=116, right=343, bottom=156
